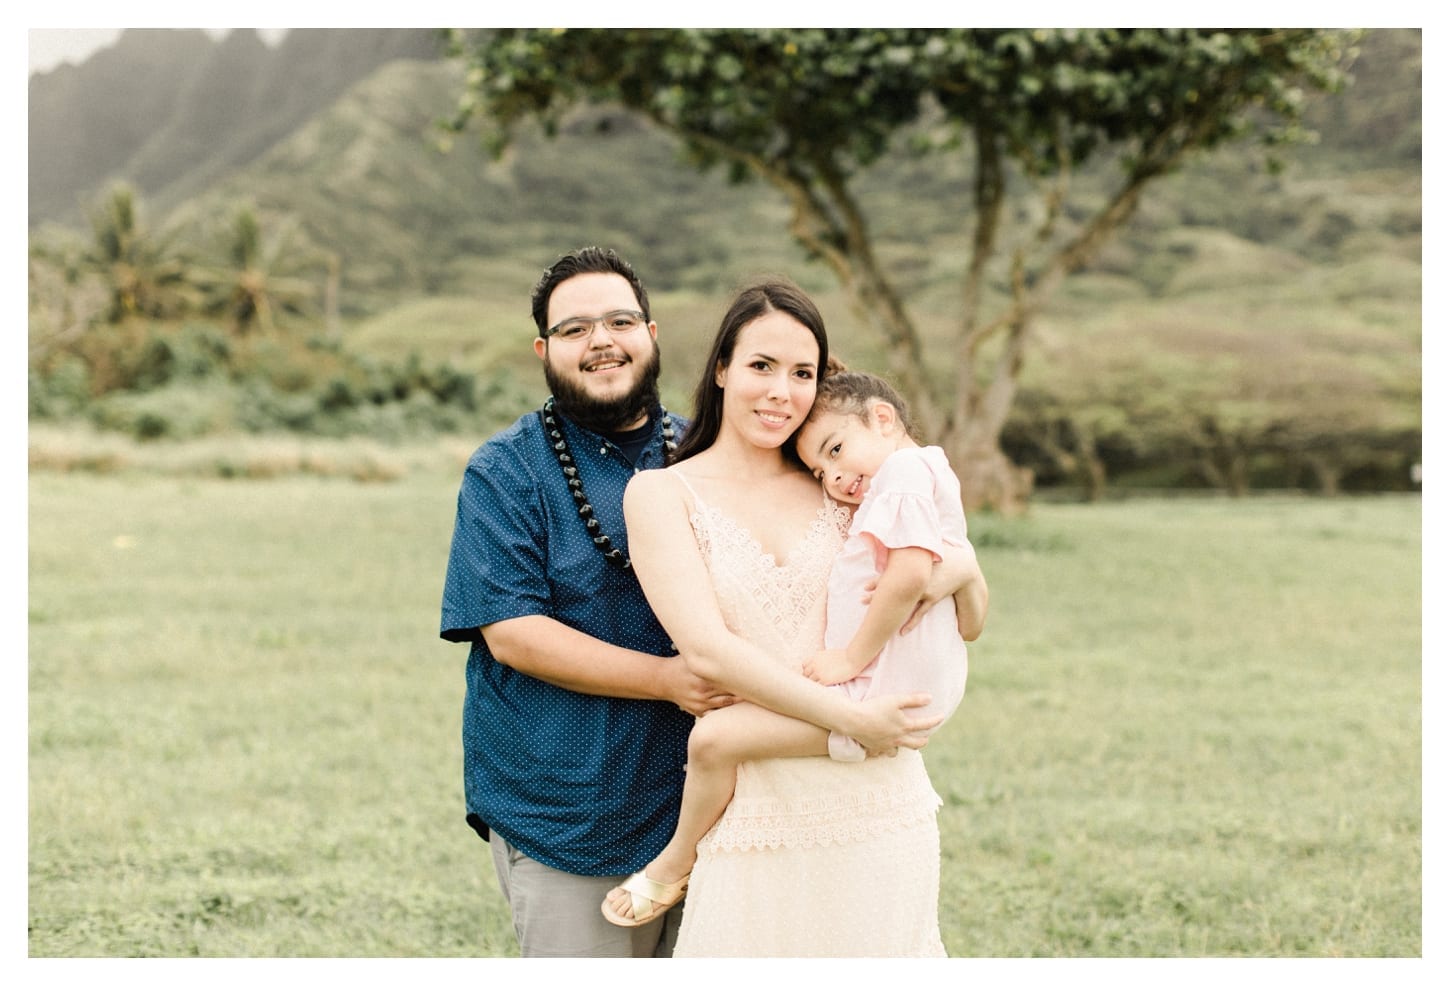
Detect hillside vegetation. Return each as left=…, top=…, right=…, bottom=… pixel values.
left=27, top=29, right=1422, bottom=498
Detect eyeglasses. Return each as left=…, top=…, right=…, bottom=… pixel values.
left=544, top=309, right=648, bottom=342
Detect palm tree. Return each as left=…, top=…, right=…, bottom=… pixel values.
left=81, top=184, right=195, bottom=323
left=199, top=205, right=321, bottom=335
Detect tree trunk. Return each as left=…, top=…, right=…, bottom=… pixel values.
left=1070, top=419, right=1107, bottom=502
left=1306, top=453, right=1342, bottom=496
left=947, top=433, right=1035, bottom=515
left=325, top=252, right=341, bottom=336
left=1200, top=444, right=1249, bottom=497
left=1080, top=453, right=1107, bottom=503
left=1227, top=454, right=1249, bottom=497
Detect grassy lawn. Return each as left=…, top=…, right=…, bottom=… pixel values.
left=27, top=469, right=1422, bottom=957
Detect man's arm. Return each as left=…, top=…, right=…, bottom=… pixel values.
left=482, top=615, right=732, bottom=717
left=443, top=439, right=730, bottom=717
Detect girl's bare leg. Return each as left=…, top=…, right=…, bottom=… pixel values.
left=604, top=702, right=827, bottom=921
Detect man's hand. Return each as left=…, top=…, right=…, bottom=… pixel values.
left=660, top=654, right=736, bottom=717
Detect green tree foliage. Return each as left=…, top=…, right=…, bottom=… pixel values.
left=446, top=27, right=1357, bottom=510
left=28, top=235, right=108, bottom=363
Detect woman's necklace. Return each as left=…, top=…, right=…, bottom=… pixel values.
left=541, top=397, right=676, bottom=571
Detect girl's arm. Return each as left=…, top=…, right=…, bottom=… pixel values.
left=806, top=543, right=936, bottom=685
left=624, top=470, right=941, bottom=752
left=843, top=543, right=935, bottom=668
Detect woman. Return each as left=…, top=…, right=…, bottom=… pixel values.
left=618, top=280, right=974, bottom=957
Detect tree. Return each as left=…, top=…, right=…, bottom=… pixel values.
left=81, top=183, right=196, bottom=323
left=196, top=205, right=322, bottom=335
left=28, top=234, right=108, bottom=361
left=445, top=28, right=1355, bottom=510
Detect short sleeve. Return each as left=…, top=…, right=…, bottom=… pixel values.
left=851, top=451, right=945, bottom=560
left=439, top=443, right=552, bottom=642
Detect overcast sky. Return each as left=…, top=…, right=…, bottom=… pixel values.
left=29, top=28, right=122, bottom=73
left=28, top=28, right=296, bottom=75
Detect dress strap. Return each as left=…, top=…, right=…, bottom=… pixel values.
left=667, top=468, right=708, bottom=509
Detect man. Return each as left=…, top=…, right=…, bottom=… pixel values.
left=440, top=248, right=730, bottom=957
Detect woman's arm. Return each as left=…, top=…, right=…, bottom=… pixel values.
left=945, top=541, right=988, bottom=640
left=624, top=470, right=941, bottom=751
left=902, top=541, right=988, bottom=640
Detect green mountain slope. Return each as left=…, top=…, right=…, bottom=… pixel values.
left=28, top=27, right=445, bottom=225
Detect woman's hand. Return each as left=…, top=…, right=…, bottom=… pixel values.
left=843, top=692, right=943, bottom=756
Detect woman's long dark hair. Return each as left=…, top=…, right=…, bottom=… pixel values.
left=670, top=278, right=830, bottom=464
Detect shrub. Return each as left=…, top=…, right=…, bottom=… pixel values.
left=88, top=382, right=238, bottom=440
left=128, top=324, right=232, bottom=391
left=29, top=357, right=93, bottom=419
left=235, top=380, right=323, bottom=433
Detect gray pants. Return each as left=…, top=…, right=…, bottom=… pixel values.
left=489, top=833, right=683, bottom=958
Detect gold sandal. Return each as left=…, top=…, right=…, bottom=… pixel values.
left=601, top=869, right=690, bottom=928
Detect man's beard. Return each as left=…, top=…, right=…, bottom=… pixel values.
left=543, top=340, right=662, bottom=434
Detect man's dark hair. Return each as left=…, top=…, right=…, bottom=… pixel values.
left=529, top=247, right=651, bottom=337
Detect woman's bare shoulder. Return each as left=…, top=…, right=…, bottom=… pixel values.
left=628, top=464, right=683, bottom=492
left=624, top=465, right=691, bottom=511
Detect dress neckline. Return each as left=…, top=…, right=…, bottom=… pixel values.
left=670, top=470, right=847, bottom=573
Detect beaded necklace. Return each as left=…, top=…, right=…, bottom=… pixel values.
left=541, top=397, right=677, bottom=571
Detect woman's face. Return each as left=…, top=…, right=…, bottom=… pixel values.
left=714, top=311, right=820, bottom=450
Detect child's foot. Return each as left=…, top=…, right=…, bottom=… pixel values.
left=601, top=862, right=691, bottom=928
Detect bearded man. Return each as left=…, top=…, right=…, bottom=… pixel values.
left=440, top=248, right=731, bottom=958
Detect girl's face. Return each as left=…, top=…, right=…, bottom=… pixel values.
left=795, top=404, right=901, bottom=504
left=714, top=311, right=820, bottom=450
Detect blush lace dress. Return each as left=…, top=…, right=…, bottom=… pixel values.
left=669, top=475, right=947, bottom=958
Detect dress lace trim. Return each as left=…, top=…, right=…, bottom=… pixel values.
left=673, top=471, right=851, bottom=658
left=699, top=765, right=943, bottom=854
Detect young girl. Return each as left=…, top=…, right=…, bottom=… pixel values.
left=795, top=369, right=979, bottom=761
left=602, top=368, right=986, bottom=930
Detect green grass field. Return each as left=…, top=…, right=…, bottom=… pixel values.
left=27, top=468, right=1422, bottom=957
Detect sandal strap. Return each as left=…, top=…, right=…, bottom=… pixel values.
left=620, top=871, right=679, bottom=902
left=619, top=871, right=686, bottom=918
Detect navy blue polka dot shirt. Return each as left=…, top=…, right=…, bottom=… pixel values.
left=440, top=405, right=694, bottom=876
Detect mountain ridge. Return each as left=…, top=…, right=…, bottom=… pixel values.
left=28, top=27, right=447, bottom=225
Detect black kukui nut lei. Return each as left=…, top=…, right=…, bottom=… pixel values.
left=542, top=397, right=676, bottom=571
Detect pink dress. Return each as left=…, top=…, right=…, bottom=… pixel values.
left=825, top=445, right=970, bottom=762
left=668, top=473, right=946, bottom=958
